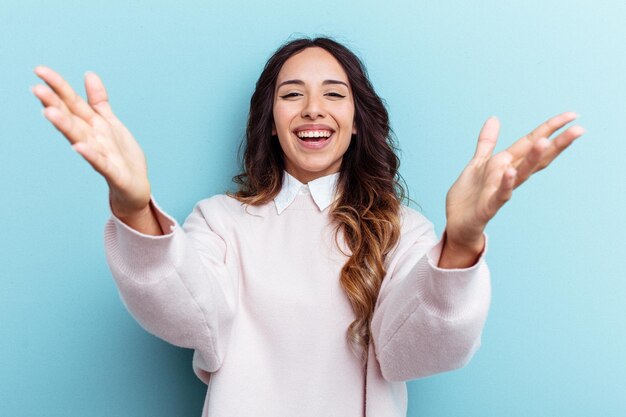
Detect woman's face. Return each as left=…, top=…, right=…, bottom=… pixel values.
left=272, top=47, right=356, bottom=183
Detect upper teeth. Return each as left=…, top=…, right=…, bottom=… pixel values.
left=296, top=130, right=333, bottom=138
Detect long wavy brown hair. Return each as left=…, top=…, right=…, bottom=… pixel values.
left=231, top=37, right=405, bottom=366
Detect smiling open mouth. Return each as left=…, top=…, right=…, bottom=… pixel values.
left=296, top=129, right=334, bottom=142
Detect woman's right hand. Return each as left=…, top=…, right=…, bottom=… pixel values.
left=32, top=66, right=154, bottom=224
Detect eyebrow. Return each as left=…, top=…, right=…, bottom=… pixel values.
left=276, top=79, right=349, bottom=89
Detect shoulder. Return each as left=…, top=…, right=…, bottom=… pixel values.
left=193, top=194, right=274, bottom=222
left=196, top=194, right=244, bottom=212
left=381, top=204, right=438, bottom=269
left=182, top=195, right=253, bottom=237
left=398, top=204, right=434, bottom=238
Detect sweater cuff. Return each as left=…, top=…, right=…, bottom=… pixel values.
left=415, top=234, right=490, bottom=320
left=103, top=197, right=179, bottom=282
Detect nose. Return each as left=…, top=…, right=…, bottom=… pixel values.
left=301, top=95, right=325, bottom=119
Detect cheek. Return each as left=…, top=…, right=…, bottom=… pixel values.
left=273, top=103, right=291, bottom=129
left=340, top=101, right=356, bottom=131
left=273, top=106, right=292, bottom=150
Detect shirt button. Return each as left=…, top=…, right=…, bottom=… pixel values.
left=299, top=186, right=310, bottom=195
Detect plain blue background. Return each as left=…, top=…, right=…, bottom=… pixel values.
left=2, top=1, right=625, bottom=416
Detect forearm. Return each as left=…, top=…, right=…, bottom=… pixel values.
left=104, top=202, right=236, bottom=372
left=371, top=236, right=491, bottom=381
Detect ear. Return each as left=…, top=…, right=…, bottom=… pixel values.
left=352, top=121, right=357, bottom=135
left=272, top=121, right=277, bottom=136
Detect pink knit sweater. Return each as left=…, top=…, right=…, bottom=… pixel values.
left=104, top=191, right=491, bottom=417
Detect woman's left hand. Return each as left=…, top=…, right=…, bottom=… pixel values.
left=443, top=112, right=585, bottom=254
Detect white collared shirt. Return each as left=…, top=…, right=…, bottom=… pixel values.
left=274, top=171, right=340, bottom=215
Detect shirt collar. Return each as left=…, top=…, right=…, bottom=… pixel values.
left=274, top=171, right=340, bottom=215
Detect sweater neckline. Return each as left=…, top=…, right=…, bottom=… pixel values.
left=274, top=171, right=340, bottom=215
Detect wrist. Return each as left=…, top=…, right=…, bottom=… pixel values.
left=111, top=201, right=164, bottom=236
left=111, top=202, right=152, bottom=222
left=444, top=222, right=485, bottom=252
left=445, top=231, right=484, bottom=255
left=438, top=228, right=485, bottom=269
left=109, top=188, right=151, bottom=219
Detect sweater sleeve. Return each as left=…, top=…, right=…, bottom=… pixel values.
left=103, top=198, right=237, bottom=377
left=370, top=208, right=491, bottom=382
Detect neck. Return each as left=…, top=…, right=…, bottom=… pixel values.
left=284, top=167, right=340, bottom=184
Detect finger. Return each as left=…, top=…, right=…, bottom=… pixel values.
left=32, top=84, right=96, bottom=135
left=507, top=111, right=578, bottom=160
left=34, top=66, right=97, bottom=122
left=513, top=137, right=550, bottom=187
left=472, top=116, right=501, bottom=160
left=42, top=106, right=91, bottom=146
left=534, top=125, right=585, bottom=172
left=487, top=167, right=517, bottom=215
left=31, top=84, right=70, bottom=112
left=84, top=71, right=117, bottom=121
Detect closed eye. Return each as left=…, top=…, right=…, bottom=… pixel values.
left=325, top=92, right=346, bottom=98
left=279, top=92, right=302, bottom=99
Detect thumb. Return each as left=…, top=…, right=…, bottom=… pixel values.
left=472, top=116, right=500, bottom=160
left=84, top=71, right=116, bottom=121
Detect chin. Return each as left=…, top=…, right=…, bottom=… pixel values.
left=287, top=161, right=340, bottom=182
left=302, top=160, right=340, bottom=174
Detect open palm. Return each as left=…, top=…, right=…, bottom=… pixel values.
left=445, top=112, right=585, bottom=247
left=32, top=66, right=151, bottom=217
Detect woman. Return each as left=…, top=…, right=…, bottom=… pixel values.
left=31, top=37, right=584, bottom=417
